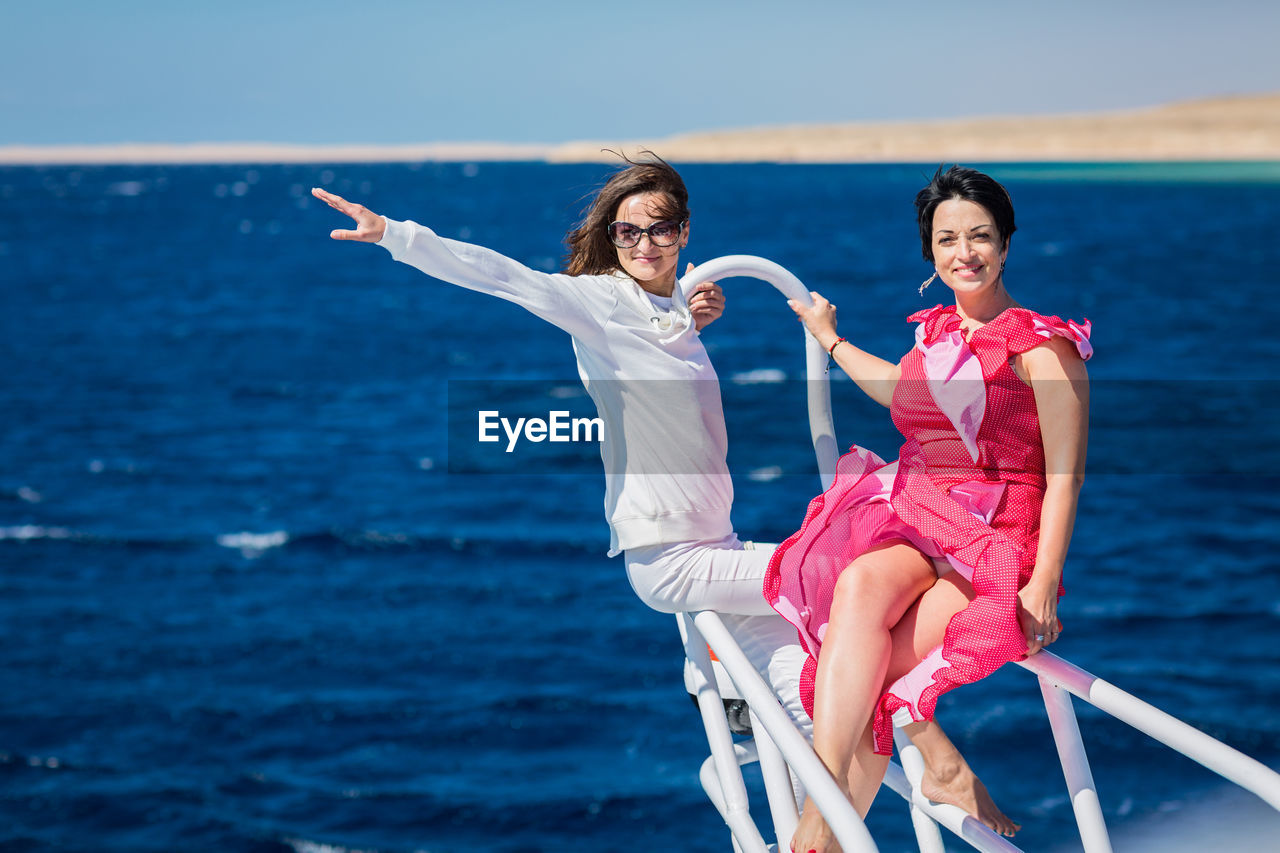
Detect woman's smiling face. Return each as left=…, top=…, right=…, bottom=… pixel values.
left=613, top=192, right=686, bottom=296
left=930, top=198, right=1008, bottom=297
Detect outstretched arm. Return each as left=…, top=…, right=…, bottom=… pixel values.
left=789, top=291, right=900, bottom=407
left=311, top=187, right=607, bottom=342
left=1019, top=335, right=1089, bottom=655
left=313, top=187, right=387, bottom=243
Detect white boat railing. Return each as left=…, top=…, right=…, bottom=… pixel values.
left=1018, top=651, right=1280, bottom=849
left=681, top=608, right=1026, bottom=853
left=684, top=606, right=1280, bottom=853
left=673, top=257, right=1280, bottom=852
left=674, top=256, right=839, bottom=491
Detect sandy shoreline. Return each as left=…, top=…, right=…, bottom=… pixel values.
left=3, top=93, right=1278, bottom=166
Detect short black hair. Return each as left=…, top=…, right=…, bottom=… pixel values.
left=914, top=166, right=1017, bottom=262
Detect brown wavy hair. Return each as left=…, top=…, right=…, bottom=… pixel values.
left=564, top=151, right=690, bottom=275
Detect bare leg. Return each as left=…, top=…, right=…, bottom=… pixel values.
left=791, top=542, right=936, bottom=853
left=846, top=721, right=892, bottom=816
left=792, top=553, right=1022, bottom=851
left=890, top=573, right=1019, bottom=836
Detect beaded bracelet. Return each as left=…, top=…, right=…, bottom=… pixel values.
left=828, top=337, right=847, bottom=356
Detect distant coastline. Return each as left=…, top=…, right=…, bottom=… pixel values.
left=3, top=93, right=1278, bottom=166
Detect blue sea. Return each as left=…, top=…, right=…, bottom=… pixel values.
left=3, top=160, right=1280, bottom=852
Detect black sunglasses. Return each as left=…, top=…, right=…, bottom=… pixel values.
left=607, top=219, right=685, bottom=249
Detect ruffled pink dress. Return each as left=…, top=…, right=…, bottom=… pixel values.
left=764, top=305, right=1092, bottom=755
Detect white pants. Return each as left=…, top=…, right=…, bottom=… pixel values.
left=624, top=534, right=814, bottom=748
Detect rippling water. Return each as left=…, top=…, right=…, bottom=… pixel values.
left=2, top=161, right=1278, bottom=851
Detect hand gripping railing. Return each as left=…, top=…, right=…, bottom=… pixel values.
left=672, top=257, right=1280, bottom=853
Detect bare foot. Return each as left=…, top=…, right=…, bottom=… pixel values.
left=919, top=759, right=1020, bottom=837
left=791, top=797, right=842, bottom=853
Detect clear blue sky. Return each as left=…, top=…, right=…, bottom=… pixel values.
left=5, top=0, right=1277, bottom=146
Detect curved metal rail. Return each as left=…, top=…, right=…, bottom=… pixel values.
left=677, top=255, right=839, bottom=489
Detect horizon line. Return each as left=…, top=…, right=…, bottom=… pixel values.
left=3, top=91, right=1277, bottom=166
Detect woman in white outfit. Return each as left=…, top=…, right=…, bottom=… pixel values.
left=313, top=155, right=1013, bottom=837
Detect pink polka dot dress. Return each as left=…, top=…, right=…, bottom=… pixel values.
left=764, top=305, right=1093, bottom=755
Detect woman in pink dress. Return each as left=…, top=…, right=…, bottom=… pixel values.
left=769, top=166, right=1092, bottom=853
